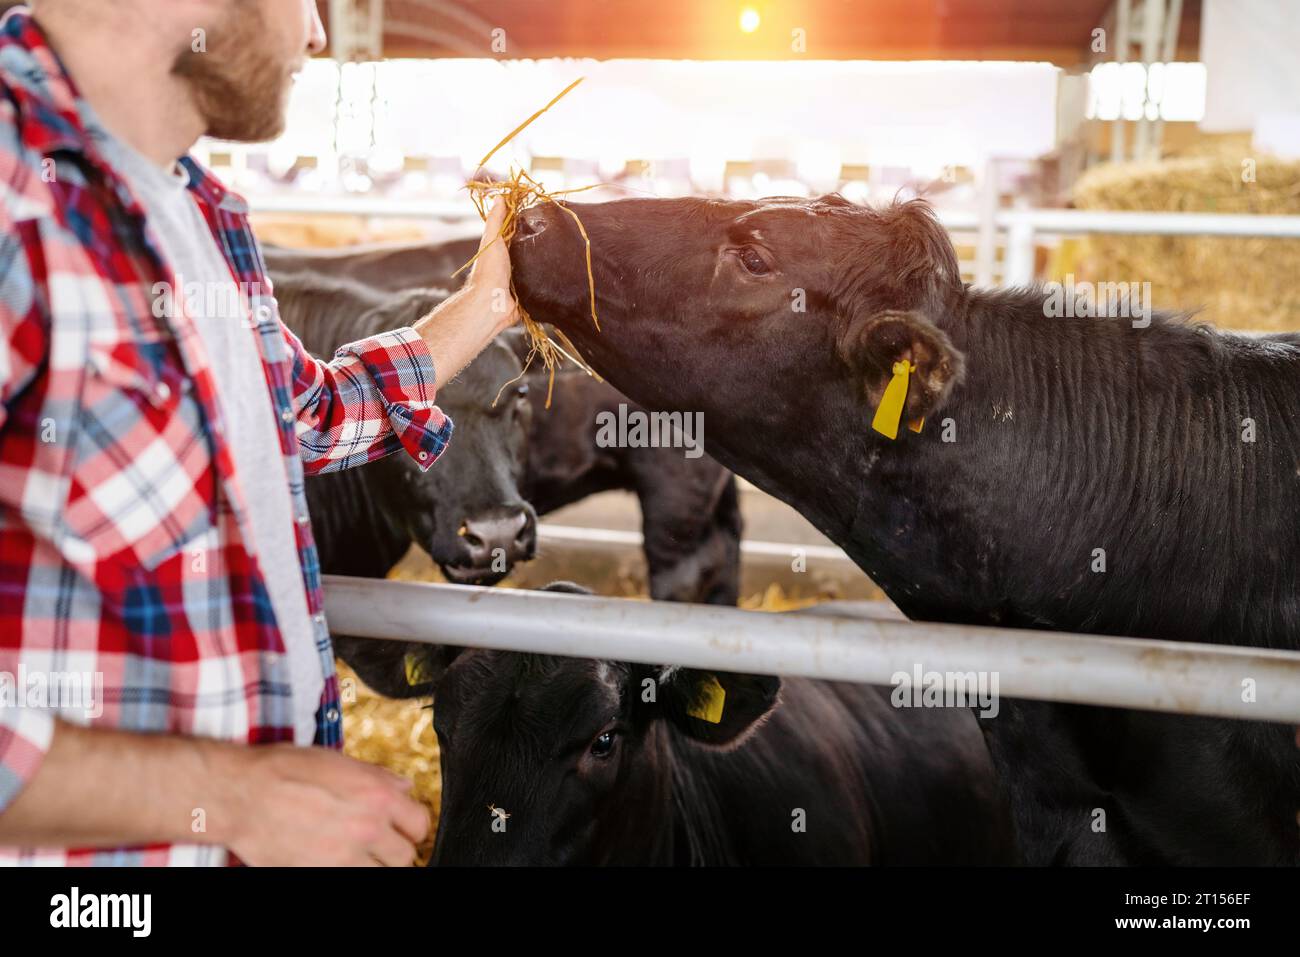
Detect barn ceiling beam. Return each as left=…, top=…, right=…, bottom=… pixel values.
left=382, top=18, right=500, bottom=58
left=400, top=0, right=501, bottom=50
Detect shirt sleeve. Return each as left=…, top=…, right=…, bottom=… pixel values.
left=282, top=319, right=454, bottom=476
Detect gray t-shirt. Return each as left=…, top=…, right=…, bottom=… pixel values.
left=98, top=134, right=324, bottom=745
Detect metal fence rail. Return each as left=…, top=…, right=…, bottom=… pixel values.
left=989, top=208, right=1300, bottom=286
left=322, top=575, right=1300, bottom=724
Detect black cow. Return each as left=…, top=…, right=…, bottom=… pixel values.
left=507, top=194, right=1300, bottom=866
left=265, top=236, right=480, bottom=294
left=420, top=583, right=1016, bottom=866
left=270, top=239, right=743, bottom=606
left=275, top=274, right=537, bottom=586
left=515, top=354, right=741, bottom=605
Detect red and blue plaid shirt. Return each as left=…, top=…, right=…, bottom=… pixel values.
left=0, top=9, right=453, bottom=864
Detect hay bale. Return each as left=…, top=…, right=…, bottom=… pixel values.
left=1070, top=153, right=1300, bottom=332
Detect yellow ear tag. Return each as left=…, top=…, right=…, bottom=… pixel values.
left=871, top=360, right=916, bottom=440
left=686, top=675, right=726, bottom=724
left=908, top=416, right=925, bottom=434
left=404, top=652, right=433, bottom=686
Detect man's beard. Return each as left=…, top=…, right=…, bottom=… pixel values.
left=171, top=3, right=295, bottom=143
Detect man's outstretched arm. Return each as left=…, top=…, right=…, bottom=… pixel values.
left=284, top=201, right=519, bottom=476
left=0, top=720, right=429, bottom=866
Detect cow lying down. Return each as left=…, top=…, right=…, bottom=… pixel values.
left=362, top=583, right=1017, bottom=866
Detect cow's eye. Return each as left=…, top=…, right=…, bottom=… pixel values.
left=738, top=246, right=771, bottom=276
left=514, top=383, right=530, bottom=400
left=590, top=730, right=618, bottom=758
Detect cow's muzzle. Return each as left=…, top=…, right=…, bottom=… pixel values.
left=441, top=505, right=537, bottom=585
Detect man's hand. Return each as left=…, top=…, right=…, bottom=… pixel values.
left=463, top=199, right=519, bottom=329
left=415, top=200, right=521, bottom=390
left=217, top=743, right=429, bottom=867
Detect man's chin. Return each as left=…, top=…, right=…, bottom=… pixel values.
left=204, top=103, right=288, bottom=144
left=196, top=75, right=294, bottom=145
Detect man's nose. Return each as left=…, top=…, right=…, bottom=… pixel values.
left=307, top=0, right=328, bottom=56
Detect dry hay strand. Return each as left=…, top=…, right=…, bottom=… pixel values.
left=1070, top=153, right=1300, bottom=332
left=453, top=77, right=603, bottom=407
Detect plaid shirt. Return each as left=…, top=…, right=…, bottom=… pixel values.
left=0, top=10, right=453, bottom=864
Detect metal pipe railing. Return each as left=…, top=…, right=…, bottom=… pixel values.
left=999, top=208, right=1300, bottom=238
left=322, top=575, right=1300, bottom=724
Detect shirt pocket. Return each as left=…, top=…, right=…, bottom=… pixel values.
left=56, top=339, right=215, bottom=572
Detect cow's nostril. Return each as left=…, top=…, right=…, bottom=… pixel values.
left=514, top=510, right=536, bottom=551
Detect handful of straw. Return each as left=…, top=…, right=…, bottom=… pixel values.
left=453, top=77, right=602, bottom=407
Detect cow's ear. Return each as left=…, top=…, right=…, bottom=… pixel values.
left=332, top=636, right=462, bottom=700
left=653, top=668, right=781, bottom=748
left=836, top=309, right=964, bottom=433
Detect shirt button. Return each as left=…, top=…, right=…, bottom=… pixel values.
left=296, top=512, right=310, bottom=525
left=154, top=382, right=171, bottom=403
left=281, top=409, right=293, bottom=423
left=418, top=451, right=428, bottom=461
left=313, top=613, right=326, bottom=625
left=325, top=708, right=340, bottom=724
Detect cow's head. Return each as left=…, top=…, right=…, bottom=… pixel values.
left=509, top=196, right=966, bottom=525
left=374, top=333, right=537, bottom=585
left=425, top=584, right=780, bottom=865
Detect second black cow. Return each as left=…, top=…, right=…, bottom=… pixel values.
left=270, top=242, right=742, bottom=606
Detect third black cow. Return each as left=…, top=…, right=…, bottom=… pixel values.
left=408, top=583, right=1017, bottom=866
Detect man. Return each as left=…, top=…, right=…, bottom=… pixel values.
left=0, top=0, right=516, bottom=864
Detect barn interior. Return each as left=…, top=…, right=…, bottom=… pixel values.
left=10, top=0, right=1283, bottom=863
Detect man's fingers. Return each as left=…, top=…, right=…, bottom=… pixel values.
left=479, top=199, right=507, bottom=250
left=368, top=827, right=419, bottom=867
left=389, top=793, right=432, bottom=845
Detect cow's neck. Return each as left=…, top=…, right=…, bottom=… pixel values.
left=829, top=286, right=1295, bottom=644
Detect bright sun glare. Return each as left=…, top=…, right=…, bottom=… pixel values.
left=739, top=8, right=761, bottom=33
